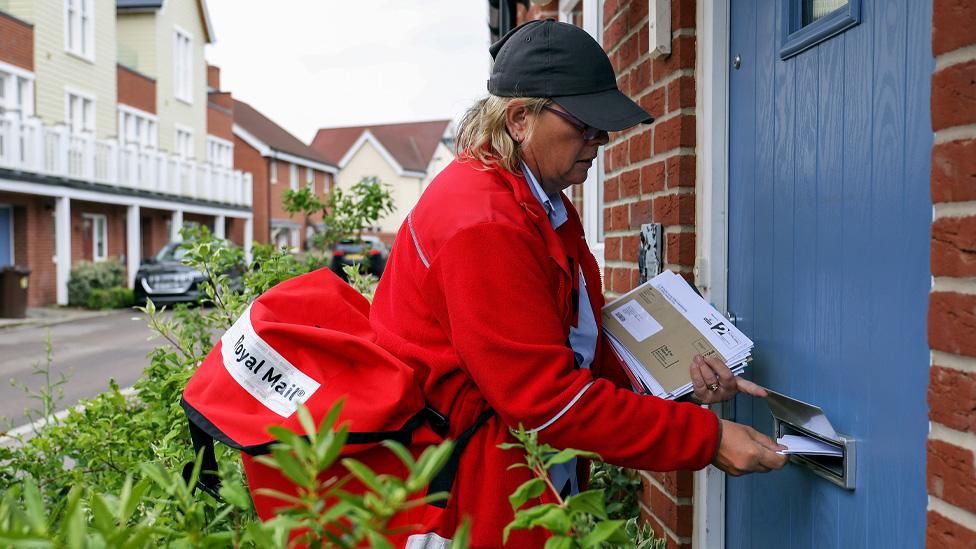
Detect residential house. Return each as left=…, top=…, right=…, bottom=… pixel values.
left=509, top=1, right=975, bottom=547
left=310, top=119, right=453, bottom=242
left=232, top=98, right=336, bottom=251
left=0, top=0, right=252, bottom=306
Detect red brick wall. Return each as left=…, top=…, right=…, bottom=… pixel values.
left=234, top=136, right=270, bottom=243
left=140, top=208, right=171, bottom=258
left=117, top=64, right=156, bottom=114
left=70, top=202, right=127, bottom=267
left=519, top=2, right=698, bottom=546
left=207, top=92, right=234, bottom=141
left=0, top=11, right=33, bottom=71
left=183, top=212, right=214, bottom=232
left=926, top=0, right=976, bottom=545
left=1, top=193, right=55, bottom=306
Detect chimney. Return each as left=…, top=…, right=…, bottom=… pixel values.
left=207, top=64, right=221, bottom=91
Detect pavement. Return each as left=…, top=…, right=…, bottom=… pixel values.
left=0, top=306, right=117, bottom=331
left=0, top=307, right=165, bottom=431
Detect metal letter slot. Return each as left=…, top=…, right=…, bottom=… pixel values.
left=766, top=390, right=856, bottom=490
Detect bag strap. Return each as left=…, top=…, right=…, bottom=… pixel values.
left=182, top=419, right=224, bottom=500
left=426, top=409, right=495, bottom=508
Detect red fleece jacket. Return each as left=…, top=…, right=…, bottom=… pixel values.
left=370, top=158, right=719, bottom=548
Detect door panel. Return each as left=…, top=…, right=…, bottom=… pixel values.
left=0, top=206, right=11, bottom=266
left=726, top=0, right=932, bottom=546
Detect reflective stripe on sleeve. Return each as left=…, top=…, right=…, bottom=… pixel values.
left=405, top=532, right=452, bottom=549
left=407, top=210, right=430, bottom=269
left=526, top=381, right=595, bottom=434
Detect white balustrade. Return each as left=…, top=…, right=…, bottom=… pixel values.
left=0, top=116, right=252, bottom=207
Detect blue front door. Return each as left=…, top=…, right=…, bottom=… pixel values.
left=726, top=0, right=932, bottom=546
left=0, top=206, right=11, bottom=266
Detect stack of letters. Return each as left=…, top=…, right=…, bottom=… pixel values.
left=601, top=270, right=754, bottom=400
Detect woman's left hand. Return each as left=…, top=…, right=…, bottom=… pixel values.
left=689, top=354, right=768, bottom=404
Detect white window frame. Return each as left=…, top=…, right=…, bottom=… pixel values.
left=82, top=213, right=108, bottom=262
left=0, top=61, right=35, bottom=118
left=174, top=124, right=194, bottom=159
left=559, top=0, right=605, bottom=266
left=117, top=105, right=158, bottom=149
left=64, top=86, right=96, bottom=134
left=289, top=163, right=299, bottom=191
left=206, top=135, right=234, bottom=168
left=269, top=159, right=277, bottom=183
left=173, top=26, right=193, bottom=104
left=305, top=167, right=314, bottom=192
left=64, top=0, right=95, bottom=61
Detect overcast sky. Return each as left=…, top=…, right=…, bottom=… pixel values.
left=205, top=0, right=491, bottom=142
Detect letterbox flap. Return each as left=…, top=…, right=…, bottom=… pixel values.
left=766, top=389, right=838, bottom=441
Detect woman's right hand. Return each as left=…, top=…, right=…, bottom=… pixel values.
left=712, top=420, right=788, bottom=475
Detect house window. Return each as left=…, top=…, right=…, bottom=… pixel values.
left=270, top=159, right=277, bottom=183
left=66, top=90, right=95, bottom=134
left=173, top=28, right=193, bottom=103
left=305, top=167, right=314, bottom=192
left=781, top=0, right=860, bottom=59
left=83, top=213, right=107, bottom=261
left=65, top=0, right=94, bottom=60
left=803, top=0, right=848, bottom=25
left=175, top=126, right=193, bottom=159
left=206, top=136, right=233, bottom=168
left=290, top=164, right=298, bottom=191
left=0, top=65, right=34, bottom=118
left=118, top=106, right=157, bottom=148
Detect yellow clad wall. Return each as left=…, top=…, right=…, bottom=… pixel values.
left=116, top=13, right=156, bottom=76
left=6, top=0, right=118, bottom=140
left=116, top=1, right=208, bottom=160
left=152, top=0, right=208, bottom=160
left=337, top=139, right=424, bottom=236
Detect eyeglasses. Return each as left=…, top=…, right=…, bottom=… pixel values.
left=542, top=105, right=603, bottom=141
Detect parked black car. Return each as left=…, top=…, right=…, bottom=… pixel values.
left=330, top=236, right=389, bottom=280
left=134, top=241, right=241, bottom=306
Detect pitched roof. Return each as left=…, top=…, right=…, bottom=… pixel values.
left=311, top=119, right=452, bottom=174
left=116, top=0, right=215, bottom=43
left=232, top=99, right=334, bottom=167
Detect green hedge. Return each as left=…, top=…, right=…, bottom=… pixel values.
left=67, top=260, right=126, bottom=308
left=84, top=286, right=135, bottom=310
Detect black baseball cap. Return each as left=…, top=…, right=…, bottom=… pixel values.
left=488, top=19, right=653, bottom=132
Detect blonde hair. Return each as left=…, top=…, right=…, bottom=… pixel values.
left=454, top=95, right=550, bottom=173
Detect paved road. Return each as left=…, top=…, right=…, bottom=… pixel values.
left=0, top=310, right=166, bottom=430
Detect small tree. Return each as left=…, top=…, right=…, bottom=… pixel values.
left=282, top=176, right=395, bottom=254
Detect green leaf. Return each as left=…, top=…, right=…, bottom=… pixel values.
left=566, top=489, right=608, bottom=520
left=509, top=478, right=546, bottom=511
left=545, top=448, right=601, bottom=467
left=269, top=446, right=311, bottom=487
left=60, top=486, right=85, bottom=549
left=21, top=479, right=47, bottom=533
left=544, top=535, right=575, bottom=549
left=340, top=458, right=384, bottom=494
left=532, top=505, right=572, bottom=536
left=580, top=519, right=628, bottom=548
left=90, top=493, right=115, bottom=532
left=452, top=518, right=472, bottom=549
left=296, top=404, right=317, bottom=438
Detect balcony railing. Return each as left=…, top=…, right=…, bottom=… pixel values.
left=0, top=114, right=252, bottom=207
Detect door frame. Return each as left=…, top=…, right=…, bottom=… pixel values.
left=693, top=0, right=731, bottom=547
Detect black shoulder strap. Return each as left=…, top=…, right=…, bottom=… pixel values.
left=425, top=409, right=495, bottom=508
